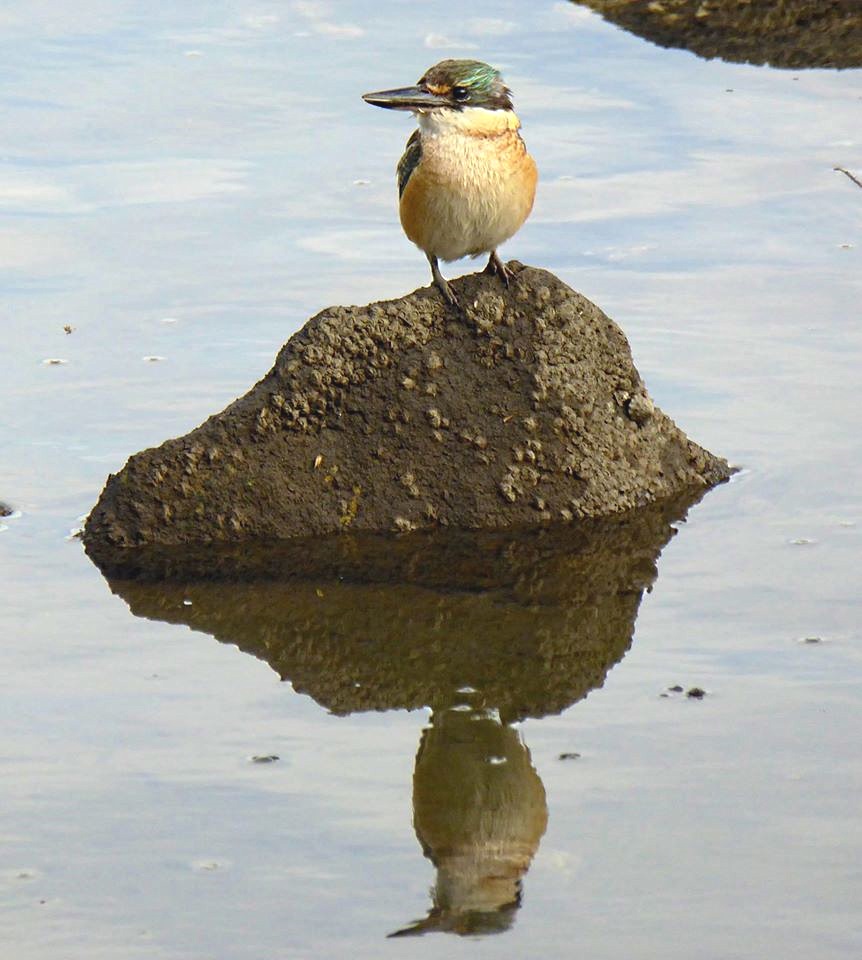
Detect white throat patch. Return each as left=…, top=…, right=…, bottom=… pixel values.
left=417, top=107, right=520, bottom=138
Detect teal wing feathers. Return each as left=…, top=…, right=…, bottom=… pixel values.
left=397, top=130, right=422, bottom=198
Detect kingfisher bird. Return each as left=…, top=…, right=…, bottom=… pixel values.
left=363, top=59, right=537, bottom=307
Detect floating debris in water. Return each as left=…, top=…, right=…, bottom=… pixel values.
left=834, top=166, right=862, bottom=190
left=63, top=324, right=74, bottom=334
left=191, top=859, right=230, bottom=872
left=42, top=358, right=67, bottom=365
left=799, top=636, right=824, bottom=645
left=0, top=505, right=22, bottom=532
left=788, top=537, right=816, bottom=546
left=663, top=684, right=707, bottom=699
left=251, top=755, right=279, bottom=764
left=143, top=355, right=165, bottom=363
left=558, top=752, right=581, bottom=761
left=0, top=868, right=40, bottom=883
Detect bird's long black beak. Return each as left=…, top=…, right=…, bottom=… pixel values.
left=362, top=85, right=451, bottom=111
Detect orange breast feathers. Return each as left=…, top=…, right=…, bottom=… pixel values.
left=399, top=127, right=537, bottom=264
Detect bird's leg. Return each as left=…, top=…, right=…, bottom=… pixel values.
left=484, top=250, right=513, bottom=287
left=427, top=253, right=459, bottom=307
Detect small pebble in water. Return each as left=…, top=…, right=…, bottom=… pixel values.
left=143, top=355, right=165, bottom=362
left=63, top=324, right=74, bottom=334
left=667, top=685, right=684, bottom=693
left=251, top=755, right=279, bottom=764
left=558, top=752, right=581, bottom=761
left=800, top=636, right=823, bottom=645
left=42, top=358, right=67, bottom=365
left=687, top=687, right=706, bottom=699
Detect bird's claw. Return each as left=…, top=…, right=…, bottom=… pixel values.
left=427, top=254, right=460, bottom=308
left=484, top=251, right=513, bottom=287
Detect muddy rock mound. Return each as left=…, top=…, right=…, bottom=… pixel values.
left=573, top=0, right=862, bottom=69
left=83, top=263, right=730, bottom=547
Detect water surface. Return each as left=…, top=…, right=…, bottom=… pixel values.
left=1, top=2, right=861, bottom=957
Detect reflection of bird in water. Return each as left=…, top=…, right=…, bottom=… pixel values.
left=390, top=702, right=547, bottom=937
left=363, top=59, right=537, bottom=307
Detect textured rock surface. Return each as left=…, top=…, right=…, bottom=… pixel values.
left=573, top=0, right=862, bottom=69
left=91, top=492, right=699, bottom=722
left=84, top=263, right=730, bottom=547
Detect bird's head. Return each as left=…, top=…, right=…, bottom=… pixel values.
left=363, top=59, right=513, bottom=114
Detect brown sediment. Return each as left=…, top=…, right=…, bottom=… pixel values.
left=83, top=263, right=730, bottom=548
left=573, top=0, right=862, bottom=69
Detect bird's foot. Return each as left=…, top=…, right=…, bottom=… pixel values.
left=434, top=274, right=459, bottom=308
left=484, top=251, right=513, bottom=287
left=427, top=254, right=460, bottom=308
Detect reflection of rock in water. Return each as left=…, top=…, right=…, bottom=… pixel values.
left=573, top=0, right=862, bottom=69
left=391, top=704, right=547, bottom=937
left=90, top=493, right=707, bottom=939
left=91, top=493, right=701, bottom=723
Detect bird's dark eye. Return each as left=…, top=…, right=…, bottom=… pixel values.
left=451, top=86, right=469, bottom=102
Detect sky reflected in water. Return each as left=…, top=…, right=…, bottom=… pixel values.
left=1, top=2, right=861, bottom=958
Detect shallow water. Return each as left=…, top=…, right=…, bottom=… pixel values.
left=1, top=2, right=861, bottom=957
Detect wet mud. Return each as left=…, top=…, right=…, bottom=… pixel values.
left=573, top=0, right=862, bottom=69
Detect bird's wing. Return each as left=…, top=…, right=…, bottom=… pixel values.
left=397, top=130, right=422, bottom=198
